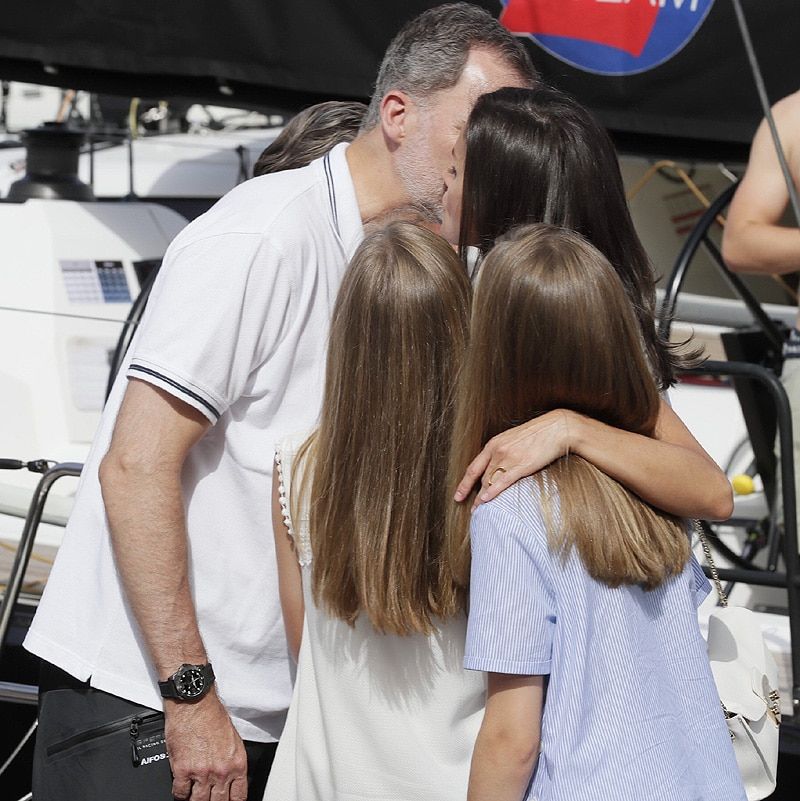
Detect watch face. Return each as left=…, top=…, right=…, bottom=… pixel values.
left=177, top=667, right=206, bottom=699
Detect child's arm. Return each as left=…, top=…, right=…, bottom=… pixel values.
left=468, top=673, right=544, bottom=801
left=271, top=467, right=304, bottom=662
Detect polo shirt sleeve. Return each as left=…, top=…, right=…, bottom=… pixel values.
left=465, top=501, right=556, bottom=676
left=127, top=231, right=291, bottom=424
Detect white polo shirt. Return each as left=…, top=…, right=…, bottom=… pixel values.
left=25, top=143, right=363, bottom=742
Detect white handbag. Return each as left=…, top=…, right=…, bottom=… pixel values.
left=699, top=528, right=781, bottom=801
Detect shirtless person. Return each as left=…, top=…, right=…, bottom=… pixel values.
left=723, top=90, right=800, bottom=280
left=722, top=88, right=800, bottom=533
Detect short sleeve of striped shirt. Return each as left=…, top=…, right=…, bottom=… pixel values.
left=465, top=499, right=556, bottom=675
left=690, top=553, right=712, bottom=606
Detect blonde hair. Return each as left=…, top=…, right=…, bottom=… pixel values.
left=298, top=221, right=471, bottom=634
left=446, top=224, right=689, bottom=592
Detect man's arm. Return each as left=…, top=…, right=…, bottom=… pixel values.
left=99, top=379, right=247, bottom=801
left=455, top=399, right=733, bottom=521
left=271, top=468, right=304, bottom=662
left=722, top=93, right=800, bottom=275
left=467, top=673, right=543, bottom=801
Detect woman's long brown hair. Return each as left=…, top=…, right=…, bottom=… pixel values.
left=446, top=224, right=689, bottom=592
left=457, top=86, right=699, bottom=389
left=301, top=221, right=471, bottom=635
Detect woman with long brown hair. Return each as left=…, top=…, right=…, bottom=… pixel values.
left=264, top=221, right=482, bottom=800
left=441, top=85, right=732, bottom=525
left=451, top=225, right=743, bottom=801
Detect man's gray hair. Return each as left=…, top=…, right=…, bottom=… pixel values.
left=362, top=3, right=537, bottom=130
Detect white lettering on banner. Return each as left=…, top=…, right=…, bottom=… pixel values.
left=649, top=0, right=700, bottom=10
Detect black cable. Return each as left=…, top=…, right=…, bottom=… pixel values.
left=698, top=520, right=764, bottom=571
left=104, top=266, right=160, bottom=402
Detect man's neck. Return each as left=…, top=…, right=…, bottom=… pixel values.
left=346, top=130, right=411, bottom=224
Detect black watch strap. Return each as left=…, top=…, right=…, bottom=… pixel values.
left=158, top=678, right=181, bottom=699
left=158, top=662, right=215, bottom=701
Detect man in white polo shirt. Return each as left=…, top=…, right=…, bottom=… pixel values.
left=25, top=5, right=536, bottom=801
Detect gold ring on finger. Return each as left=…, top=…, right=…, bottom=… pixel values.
left=487, top=466, right=507, bottom=486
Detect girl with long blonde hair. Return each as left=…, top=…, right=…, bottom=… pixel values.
left=265, top=221, right=481, bottom=800
left=452, top=224, right=744, bottom=801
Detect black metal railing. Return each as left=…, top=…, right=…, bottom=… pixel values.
left=0, top=462, right=82, bottom=705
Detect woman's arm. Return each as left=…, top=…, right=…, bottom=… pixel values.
left=468, top=673, right=544, bottom=801
left=455, top=399, right=733, bottom=521
left=271, top=468, right=304, bottom=662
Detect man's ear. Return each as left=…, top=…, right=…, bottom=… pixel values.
left=379, top=90, right=413, bottom=146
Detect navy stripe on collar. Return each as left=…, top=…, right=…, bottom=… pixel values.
left=323, top=151, right=340, bottom=236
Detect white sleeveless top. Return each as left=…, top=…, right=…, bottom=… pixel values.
left=264, top=436, right=486, bottom=801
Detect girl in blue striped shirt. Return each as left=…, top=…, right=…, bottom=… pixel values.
left=446, top=224, right=744, bottom=801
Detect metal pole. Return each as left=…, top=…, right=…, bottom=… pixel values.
left=689, top=361, right=800, bottom=713
left=0, top=681, right=38, bottom=706
left=0, top=81, right=8, bottom=133
left=89, top=132, right=95, bottom=194
left=657, top=183, right=738, bottom=340
left=0, top=463, right=82, bottom=660
left=126, top=132, right=136, bottom=200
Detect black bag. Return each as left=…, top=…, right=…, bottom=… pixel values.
left=33, top=664, right=172, bottom=801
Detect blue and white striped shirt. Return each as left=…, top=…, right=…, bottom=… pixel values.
left=465, top=477, right=746, bottom=801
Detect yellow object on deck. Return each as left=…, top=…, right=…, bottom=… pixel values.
left=731, top=474, right=755, bottom=495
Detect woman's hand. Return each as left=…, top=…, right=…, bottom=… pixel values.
left=454, top=410, right=571, bottom=510
left=455, top=400, right=733, bottom=521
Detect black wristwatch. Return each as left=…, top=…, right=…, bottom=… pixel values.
left=158, top=663, right=215, bottom=701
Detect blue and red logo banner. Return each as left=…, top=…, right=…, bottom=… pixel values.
left=500, top=0, right=715, bottom=75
